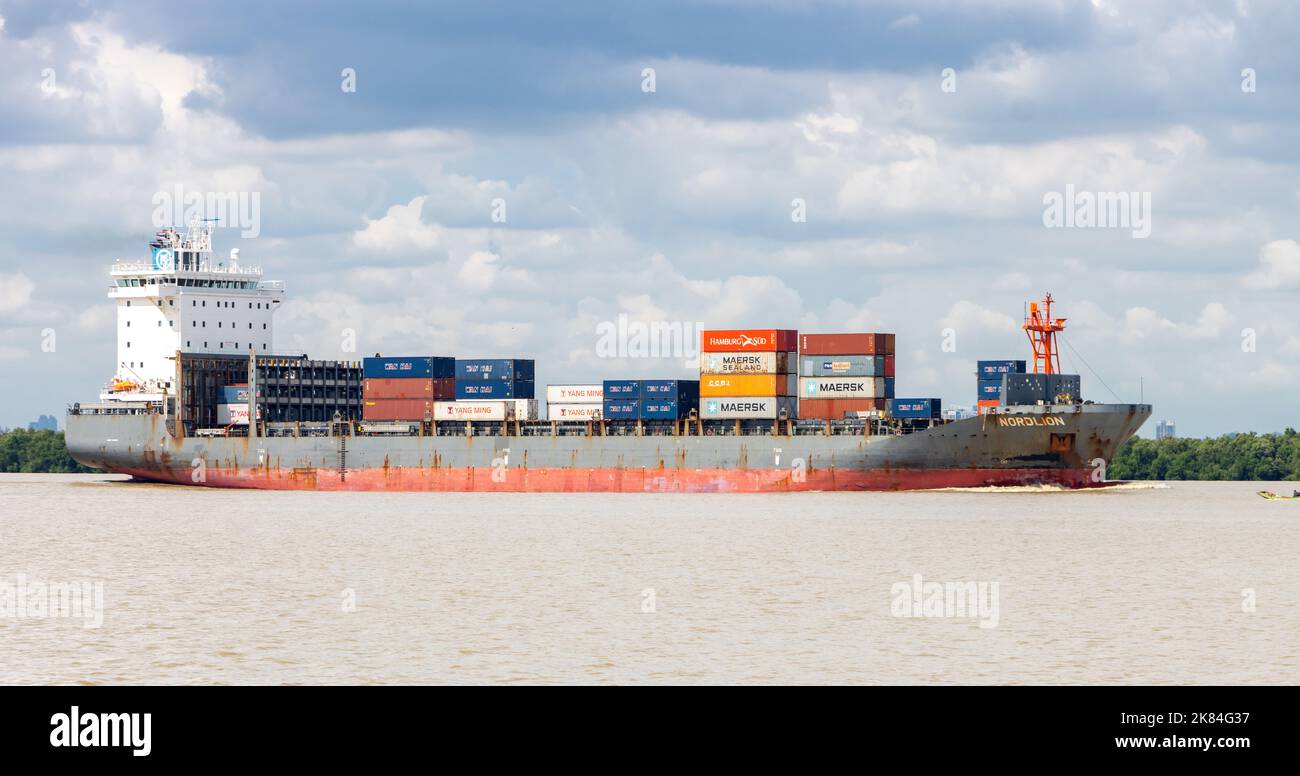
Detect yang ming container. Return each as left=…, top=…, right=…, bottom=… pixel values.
left=432, top=401, right=510, bottom=421
left=548, top=403, right=603, bottom=421
left=545, top=384, right=603, bottom=404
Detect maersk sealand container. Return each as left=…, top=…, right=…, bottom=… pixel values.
left=456, top=359, right=535, bottom=381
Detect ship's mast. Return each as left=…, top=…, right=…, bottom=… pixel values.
left=1023, top=293, right=1066, bottom=374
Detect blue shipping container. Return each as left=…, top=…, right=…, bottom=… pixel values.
left=455, top=380, right=535, bottom=399
left=603, top=379, right=641, bottom=397
left=602, top=399, right=640, bottom=420
left=640, top=398, right=698, bottom=420
left=976, top=379, right=1003, bottom=398
left=884, top=377, right=896, bottom=398
left=222, top=385, right=259, bottom=403
left=456, top=359, right=535, bottom=381
left=888, top=398, right=941, bottom=419
left=976, top=360, right=1026, bottom=379
left=364, top=356, right=454, bottom=379
left=641, top=379, right=700, bottom=400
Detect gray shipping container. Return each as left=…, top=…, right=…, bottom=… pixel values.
left=1001, top=373, right=1082, bottom=405
left=800, top=355, right=883, bottom=377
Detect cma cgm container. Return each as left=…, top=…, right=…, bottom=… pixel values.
left=976, top=360, right=1026, bottom=379
left=976, top=380, right=1003, bottom=400
left=699, top=351, right=793, bottom=375
left=799, top=399, right=884, bottom=419
left=548, top=403, right=603, bottom=421
left=701, top=329, right=798, bottom=353
left=363, top=356, right=454, bottom=379
left=888, top=398, right=942, bottom=419
left=602, top=399, right=640, bottom=420
left=456, top=359, right=535, bottom=382
left=363, top=398, right=434, bottom=421
left=363, top=377, right=455, bottom=400
left=546, top=384, right=603, bottom=404
left=700, top=374, right=795, bottom=397
left=799, top=333, right=895, bottom=356
left=800, top=355, right=883, bottom=377
left=641, top=400, right=693, bottom=420
left=456, top=380, right=534, bottom=400
left=602, top=379, right=640, bottom=397
left=700, top=396, right=797, bottom=420
left=642, top=379, right=700, bottom=401
left=798, top=376, right=885, bottom=399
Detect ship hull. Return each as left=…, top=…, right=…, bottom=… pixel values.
left=66, top=403, right=1150, bottom=492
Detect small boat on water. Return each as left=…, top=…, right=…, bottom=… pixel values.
left=1257, top=490, right=1300, bottom=500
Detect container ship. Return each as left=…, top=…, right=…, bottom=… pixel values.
left=64, top=223, right=1150, bottom=492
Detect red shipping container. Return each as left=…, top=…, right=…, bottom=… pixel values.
left=432, top=378, right=455, bottom=398
left=364, top=378, right=455, bottom=399
left=362, top=398, right=434, bottom=420
left=799, top=333, right=888, bottom=355
left=797, top=398, right=885, bottom=419
left=881, top=333, right=896, bottom=355
left=977, top=399, right=999, bottom=415
left=702, top=329, right=798, bottom=352
left=884, top=354, right=895, bottom=377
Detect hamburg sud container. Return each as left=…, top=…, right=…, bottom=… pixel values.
left=888, top=398, right=942, bottom=419
left=700, top=396, right=796, bottom=420
left=699, top=351, right=793, bottom=375
left=363, top=356, right=454, bottom=379
left=701, top=329, right=798, bottom=353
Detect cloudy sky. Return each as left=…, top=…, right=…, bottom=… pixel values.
left=1, top=0, right=1297, bottom=436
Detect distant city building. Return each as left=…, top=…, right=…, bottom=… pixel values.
left=942, top=407, right=977, bottom=421
left=28, top=414, right=58, bottom=431
left=1156, top=420, right=1176, bottom=440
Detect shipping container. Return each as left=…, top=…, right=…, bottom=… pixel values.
left=455, top=380, right=535, bottom=400
left=455, top=359, right=535, bottom=381
left=976, top=360, right=1027, bottom=379
left=1001, top=373, right=1047, bottom=405
left=882, top=333, right=896, bottom=355
left=363, top=398, right=434, bottom=421
left=545, top=384, right=603, bottom=404
left=798, top=398, right=885, bottom=419
left=799, top=333, right=894, bottom=356
left=700, top=396, right=798, bottom=420
left=216, top=403, right=261, bottom=424
left=799, top=354, right=883, bottom=377
left=884, top=377, right=895, bottom=399
left=432, top=401, right=511, bottom=422
left=221, top=383, right=259, bottom=404
left=977, top=379, right=1003, bottom=399
left=363, top=377, right=456, bottom=400
left=548, top=403, right=603, bottom=421
left=883, top=354, right=895, bottom=378
left=641, top=379, right=700, bottom=400
left=602, top=399, right=640, bottom=420
left=699, top=373, right=793, bottom=397
left=797, top=376, right=885, bottom=399
left=977, top=399, right=1000, bottom=415
left=507, top=399, right=539, bottom=421
left=640, top=399, right=696, bottom=420
left=362, top=356, right=454, bottom=380
left=699, top=351, right=793, bottom=375
left=701, top=329, right=798, bottom=353
left=602, top=379, right=640, bottom=397
left=887, top=398, right=942, bottom=419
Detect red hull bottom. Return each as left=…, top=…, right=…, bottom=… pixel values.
left=116, top=465, right=1102, bottom=492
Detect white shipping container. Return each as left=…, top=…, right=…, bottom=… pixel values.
left=548, top=403, right=603, bottom=421
left=797, top=376, right=884, bottom=399
left=508, top=399, right=539, bottom=420
left=545, top=384, right=603, bottom=403
left=433, top=401, right=511, bottom=421
left=216, top=403, right=261, bottom=425
left=699, top=351, right=794, bottom=375
left=699, top=396, right=797, bottom=420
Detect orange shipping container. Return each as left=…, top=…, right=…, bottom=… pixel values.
left=699, top=373, right=794, bottom=397
left=977, top=399, right=1000, bottom=415
left=701, top=329, right=798, bottom=353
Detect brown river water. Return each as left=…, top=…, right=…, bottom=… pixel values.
left=0, top=474, right=1296, bottom=684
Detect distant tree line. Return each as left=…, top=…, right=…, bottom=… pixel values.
left=1109, top=429, right=1300, bottom=481
left=0, top=430, right=94, bottom=473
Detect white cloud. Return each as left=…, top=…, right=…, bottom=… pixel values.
left=0, top=272, right=35, bottom=313
left=351, top=196, right=442, bottom=254
left=1242, top=239, right=1300, bottom=289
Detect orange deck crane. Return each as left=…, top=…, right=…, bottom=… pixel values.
left=1023, top=293, right=1067, bottom=374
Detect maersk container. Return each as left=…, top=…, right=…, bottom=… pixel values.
left=797, top=376, right=884, bottom=399
left=888, top=398, right=942, bottom=419
left=640, top=399, right=695, bottom=420
left=699, top=351, right=793, bottom=375
left=976, top=360, right=1026, bottom=379
left=455, top=380, right=535, bottom=400
left=545, top=384, right=603, bottom=404
left=700, top=396, right=797, bottom=420
left=799, top=355, right=883, bottom=377
left=602, top=399, right=640, bottom=420
left=363, top=356, right=455, bottom=379
left=603, top=379, right=640, bottom=397
left=642, top=379, right=700, bottom=401
left=548, top=403, right=603, bottom=421
left=455, top=359, right=535, bottom=381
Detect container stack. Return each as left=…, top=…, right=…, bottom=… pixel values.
left=601, top=379, right=700, bottom=421
left=362, top=356, right=455, bottom=421
left=453, top=359, right=537, bottom=420
left=797, top=333, right=896, bottom=419
left=975, top=359, right=1025, bottom=414
left=698, top=329, right=798, bottom=420
left=546, top=384, right=604, bottom=421
left=217, top=383, right=261, bottom=425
